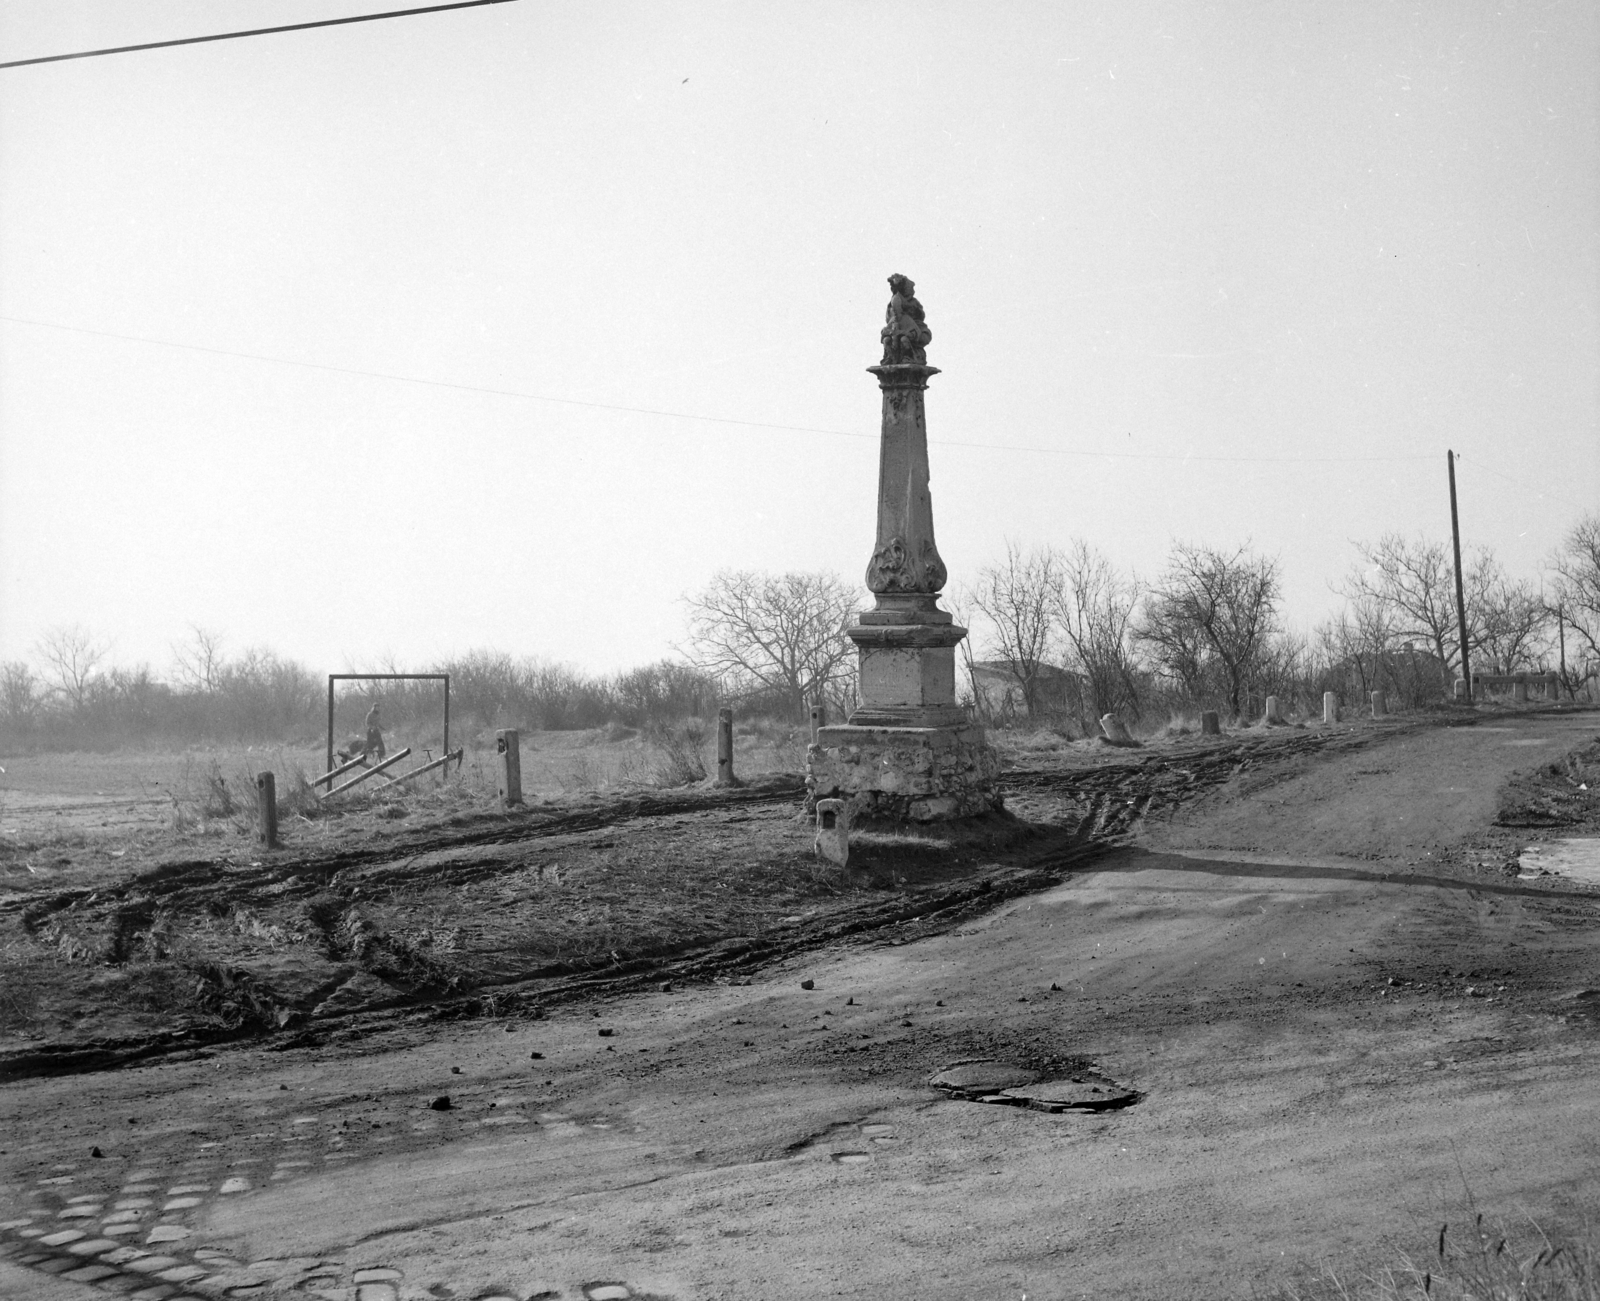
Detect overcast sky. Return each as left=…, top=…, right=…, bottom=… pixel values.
left=1, top=0, right=1595, bottom=678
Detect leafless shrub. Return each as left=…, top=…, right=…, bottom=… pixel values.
left=276, top=763, right=324, bottom=819
left=645, top=721, right=708, bottom=787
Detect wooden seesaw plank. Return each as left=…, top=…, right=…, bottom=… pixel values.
left=324, top=747, right=412, bottom=797
left=312, top=752, right=371, bottom=789
left=382, top=747, right=465, bottom=787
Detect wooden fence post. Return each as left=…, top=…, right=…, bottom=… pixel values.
left=715, top=707, right=736, bottom=787
left=496, top=729, right=523, bottom=807
left=256, top=772, right=278, bottom=849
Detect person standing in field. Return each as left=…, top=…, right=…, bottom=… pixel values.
left=365, top=702, right=386, bottom=761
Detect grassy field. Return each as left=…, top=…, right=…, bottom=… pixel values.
left=0, top=718, right=810, bottom=859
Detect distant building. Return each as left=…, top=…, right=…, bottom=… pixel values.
left=969, top=660, right=1085, bottom=720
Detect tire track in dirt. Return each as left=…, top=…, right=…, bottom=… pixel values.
left=2, top=779, right=807, bottom=931
left=0, top=714, right=1564, bottom=1081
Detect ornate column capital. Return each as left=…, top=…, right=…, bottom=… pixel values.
left=867, top=363, right=941, bottom=390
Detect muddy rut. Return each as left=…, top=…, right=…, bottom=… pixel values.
left=1, top=714, right=1578, bottom=1081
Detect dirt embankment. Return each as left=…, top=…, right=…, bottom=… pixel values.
left=1, top=706, right=1598, bottom=1301
left=2, top=710, right=1595, bottom=1082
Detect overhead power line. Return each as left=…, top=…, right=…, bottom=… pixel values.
left=0, top=0, right=519, bottom=71
left=2, top=311, right=1444, bottom=466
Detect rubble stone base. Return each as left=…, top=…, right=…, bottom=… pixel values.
left=806, top=722, right=1002, bottom=824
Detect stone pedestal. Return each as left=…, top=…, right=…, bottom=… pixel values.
left=809, top=722, right=1001, bottom=823
left=810, top=595, right=1003, bottom=822
left=805, top=276, right=1001, bottom=825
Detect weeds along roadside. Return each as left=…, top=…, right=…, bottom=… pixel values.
left=1277, top=1197, right=1599, bottom=1301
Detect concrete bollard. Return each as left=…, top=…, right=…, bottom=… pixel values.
left=1513, top=679, right=1528, bottom=704
left=1200, top=709, right=1221, bottom=736
left=715, top=707, right=737, bottom=787
left=256, top=772, right=278, bottom=849
left=495, top=728, right=523, bottom=807
left=1100, top=712, right=1133, bottom=744
left=814, top=798, right=849, bottom=868
left=1264, top=696, right=1283, bottom=725
left=1323, top=692, right=1339, bottom=724
left=809, top=703, right=826, bottom=744
left=1370, top=689, right=1386, bottom=718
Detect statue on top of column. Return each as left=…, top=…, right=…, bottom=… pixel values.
left=879, top=273, right=933, bottom=365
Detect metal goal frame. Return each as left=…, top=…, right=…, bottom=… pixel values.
left=325, top=673, right=450, bottom=775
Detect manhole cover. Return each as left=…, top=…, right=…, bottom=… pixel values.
left=927, top=1060, right=1040, bottom=1094
left=929, top=1059, right=1141, bottom=1113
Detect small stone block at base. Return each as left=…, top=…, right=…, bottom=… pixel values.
left=813, top=798, right=850, bottom=867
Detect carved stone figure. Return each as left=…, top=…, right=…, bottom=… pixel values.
left=866, top=535, right=947, bottom=594
left=880, top=273, right=933, bottom=365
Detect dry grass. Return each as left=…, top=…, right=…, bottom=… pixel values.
left=0, top=720, right=805, bottom=845
left=989, top=725, right=1086, bottom=761
left=1279, top=1202, right=1599, bottom=1301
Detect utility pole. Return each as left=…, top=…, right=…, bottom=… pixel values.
left=1448, top=450, right=1472, bottom=699
left=1557, top=601, right=1567, bottom=698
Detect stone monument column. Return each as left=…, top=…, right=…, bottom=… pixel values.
left=806, top=275, right=1002, bottom=824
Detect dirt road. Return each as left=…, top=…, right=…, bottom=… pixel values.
left=3, top=710, right=1598, bottom=1300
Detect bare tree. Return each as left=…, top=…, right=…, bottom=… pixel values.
left=685, top=569, right=861, bottom=720
left=1341, top=535, right=1460, bottom=688
left=1312, top=607, right=1360, bottom=697
left=1254, top=628, right=1308, bottom=709
left=35, top=625, right=109, bottom=713
left=1474, top=565, right=1548, bottom=673
left=1340, top=533, right=1524, bottom=687
left=1052, top=540, right=1142, bottom=724
left=1135, top=542, right=1281, bottom=717
left=1548, top=513, right=1600, bottom=686
left=171, top=625, right=226, bottom=694
left=214, top=647, right=322, bottom=739
left=966, top=541, right=1061, bottom=717
left=1315, top=596, right=1397, bottom=700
